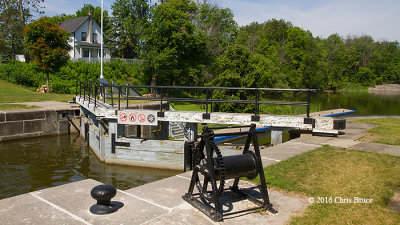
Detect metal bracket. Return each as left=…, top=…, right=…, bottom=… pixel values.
left=111, top=133, right=131, bottom=154
left=333, top=119, right=346, bottom=130
left=157, top=111, right=165, bottom=117
left=304, top=118, right=315, bottom=128
left=202, top=113, right=210, bottom=119
left=251, top=115, right=260, bottom=122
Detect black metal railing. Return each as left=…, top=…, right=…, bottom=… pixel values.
left=76, top=80, right=317, bottom=118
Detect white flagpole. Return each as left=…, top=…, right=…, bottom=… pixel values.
left=100, top=0, right=104, bottom=79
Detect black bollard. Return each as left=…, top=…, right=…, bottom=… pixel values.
left=90, top=184, right=122, bottom=215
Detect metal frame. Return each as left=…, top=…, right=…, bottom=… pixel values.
left=76, top=80, right=317, bottom=118
left=182, top=124, right=275, bottom=222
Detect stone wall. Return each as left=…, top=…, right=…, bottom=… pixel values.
left=0, top=109, right=79, bottom=142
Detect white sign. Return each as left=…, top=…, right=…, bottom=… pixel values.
left=118, top=110, right=158, bottom=126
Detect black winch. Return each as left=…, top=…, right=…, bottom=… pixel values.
left=182, top=124, right=275, bottom=222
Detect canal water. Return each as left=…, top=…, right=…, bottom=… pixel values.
left=309, top=91, right=400, bottom=116
left=1, top=90, right=399, bottom=200
left=0, top=134, right=178, bottom=200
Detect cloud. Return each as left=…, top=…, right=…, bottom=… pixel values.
left=219, top=0, right=400, bottom=41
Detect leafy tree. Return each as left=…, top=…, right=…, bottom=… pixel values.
left=2, top=0, right=45, bottom=60
left=109, top=0, right=151, bottom=58
left=50, top=13, right=76, bottom=24
left=211, top=44, right=288, bottom=112
left=197, top=3, right=237, bottom=56
left=0, top=6, right=26, bottom=61
left=235, top=22, right=263, bottom=54
left=143, top=0, right=207, bottom=88
left=24, top=17, right=71, bottom=91
left=323, top=34, right=346, bottom=89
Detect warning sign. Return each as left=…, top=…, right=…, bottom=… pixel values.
left=118, top=111, right=158, bottom=126
left=120, top=113, right=127, bottom=122
left=129, top=113, right=136, bottom=122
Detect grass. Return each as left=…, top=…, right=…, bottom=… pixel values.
left=0, top=104, right=39, bottom=110
left=170, top=102, right=321, bottom=116
left=352, top=118, right=400, bottom=146
left=339, top=85, right=369, bottom=92
left=170, top=102, right=204, bottom=111
left=0, top=80, right=73, bottom=105
left=253, top=145, right=400, bottom=224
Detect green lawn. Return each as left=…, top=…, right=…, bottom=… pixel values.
left=353, top=118, right=400, bottom=146
left=0, top=80, right=74, bottom=109
left=255, top=146, right=400, bottom=224
left=252, top=145, right=400, bottom=224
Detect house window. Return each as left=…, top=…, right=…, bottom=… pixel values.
left=81, top=32, right=87, bottom=41
left=93, top=33, right=97, bottom=43
left=83, top=48, right=89, bottom=58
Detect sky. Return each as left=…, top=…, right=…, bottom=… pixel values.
left=42, top=0, right=400, bottom=42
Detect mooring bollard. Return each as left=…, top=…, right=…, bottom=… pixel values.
left=90, top=184, right=123, bottom=215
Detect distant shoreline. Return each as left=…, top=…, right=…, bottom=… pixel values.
left=369, top=84, right=400, bottom=93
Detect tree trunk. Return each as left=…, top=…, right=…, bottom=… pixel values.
left=150, top=67, right=156, bottom=94
left=19, top=0, right=29, bottom=62
left=46, top=73, right=50, bottom=93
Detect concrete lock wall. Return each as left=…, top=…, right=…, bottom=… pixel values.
left=80, top=107, right=184, bottom=171
left=0, top=109, right=79, bottom=142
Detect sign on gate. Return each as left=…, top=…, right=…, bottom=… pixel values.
left=118, top=110, right=158, bottom=126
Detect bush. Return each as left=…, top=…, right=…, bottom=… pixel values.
left=0, top=60, right=143, bottom=94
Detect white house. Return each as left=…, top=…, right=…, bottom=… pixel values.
left=60, top=15, right=111, bottom=60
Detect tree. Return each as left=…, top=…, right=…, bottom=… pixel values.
left=143, top=0, right=207, bottom=87
left=196, top=3, right=237, bottom=56
left=2, top=0, right=45, bottom=60
left=109, top=0, right=151, bottom=58
left=24, top=17, right=71, bottom=91
left=0, top=6, right=27, bottom=61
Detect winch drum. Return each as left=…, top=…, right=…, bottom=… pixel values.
left=214, top=151, right=258, bottom=180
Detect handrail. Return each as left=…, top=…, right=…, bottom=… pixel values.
left=76, top=80, right=317, bottom=118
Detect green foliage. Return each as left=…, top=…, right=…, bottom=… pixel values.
left=0, top=6, right=25, bottom=61
left=24, top=17, right=71, bottom=74
left=109, top=0, right=151, bottom=58
left=0, top=60, right=142, bottom=94
left=143, top=0, right=207, bottom=87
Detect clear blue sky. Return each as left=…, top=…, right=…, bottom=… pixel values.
left=43, top=0, right=400, bottom=42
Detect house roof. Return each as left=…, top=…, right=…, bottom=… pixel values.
left=76, top=41, right=108, bottom=48
left=60, top=16, right=90, bottom=33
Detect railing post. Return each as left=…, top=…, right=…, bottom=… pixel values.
left=251, top=89, right=260, bottom=122
left=79, top=81, right=81, bottom=100
left=210, top=89, right=213, bottom=113
left=75, top=80, right=78, bottom=97
left=160, top=88, right=163, bottom=113
left=205, top=88, right=208, bottom=114
left=111, top=84, right=113, bottom=106
left=306, top=90, right=311, bottom=118
left=95, top=84, right=97, bottom=108
left=118, top=86, right=121, bottom=110
left=126, top=85, right=129, bottom=109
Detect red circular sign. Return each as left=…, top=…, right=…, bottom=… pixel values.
left=129, top=113, right=136, bottom=122
left=138, top=114, right=146, bottom=123
left=120, top=113, right=127, bottom=122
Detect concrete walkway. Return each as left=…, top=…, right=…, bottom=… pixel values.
left=15, top=101, right=79, bottom=111
left=0, top=119, right=399, bottom=224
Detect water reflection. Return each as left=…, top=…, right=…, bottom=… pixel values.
left=0, top=134, right=178, bottom=200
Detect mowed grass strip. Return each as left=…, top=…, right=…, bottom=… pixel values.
left=0, top=80, right=73, bottom=104
left=253, top=145, right=400, bottom=224
left=0, top=104, right=39, bottom=110
left=353, top=118, right=400, bottom=146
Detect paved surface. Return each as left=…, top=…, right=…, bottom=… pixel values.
left=0, top=117, right=399, bottom=224
left=16, top=101, right=79, bottom=111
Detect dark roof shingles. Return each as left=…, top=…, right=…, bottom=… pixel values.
left=60, top=16, right=89, bottom=33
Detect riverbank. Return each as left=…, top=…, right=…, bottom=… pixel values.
left=1, top=119, right=398, bottom=224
